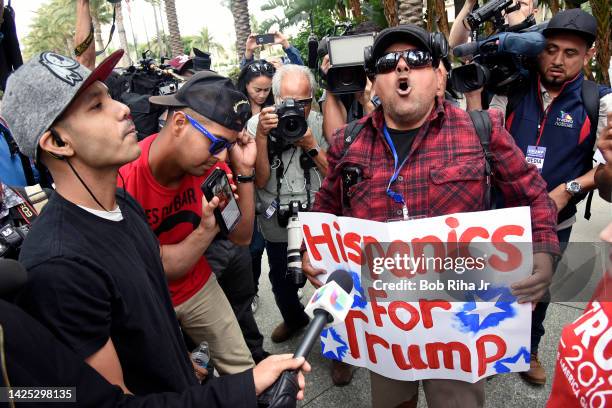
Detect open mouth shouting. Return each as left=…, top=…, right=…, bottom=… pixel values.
left=397, top=77, right=411, bottom=96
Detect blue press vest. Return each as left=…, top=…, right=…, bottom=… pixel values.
left=506, top=73, right=599, bottom=221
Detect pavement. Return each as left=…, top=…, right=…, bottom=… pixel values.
left=252, top=194, right=611, bottom=408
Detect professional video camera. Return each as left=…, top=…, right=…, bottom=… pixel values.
left=450, top=30, right=545, bottom=94
left=111, top=51, right=184, bottom=139
left=269, top=98, right=308, bottom=145
left=308, top=23, right=375, bottom=95
left=277, top=200, right=308, bottom=287
left=449, top=0, right=541, bottom=95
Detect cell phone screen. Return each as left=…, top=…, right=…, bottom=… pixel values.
left=214, top=172, right=240, bottom=231
left=202, top=169, right=242, bottom=234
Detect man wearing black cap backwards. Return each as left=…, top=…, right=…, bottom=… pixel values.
left=473, top=9, right=612, bottom=385
left=303, top=24, right=560, bottom=406
left=1, top=50, right=310, bottom=404
left=120, top=71, right=265, bottom=373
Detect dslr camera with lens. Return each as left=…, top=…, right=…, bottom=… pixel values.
left=270, top=98, right=308, bottom=145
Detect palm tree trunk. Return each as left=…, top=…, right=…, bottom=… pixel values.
left=158, top=2, right=171, bottom=57
left=590, top=0, right=610, bottom=85
left=434, top=0, right=450, bottom=38
left=91, top=14, right=106, bottom=58
left=383, top=0, right=399, bottom=26
left=230, top=0, right=251, bottom=61
left=151, top=2, right=164, bottom=58
left=115, top=3, right=133, bottom=66
left=336, top=0, right=347, bottom=19
left=426, top=0, right=435, bottom=31
left=398, top=0, right=424, bottom=26
left=164, top=0, right=183, bottom=57
left=348, top=0, right=362, bottom=18
left=125, top=3, right=140, bottom=61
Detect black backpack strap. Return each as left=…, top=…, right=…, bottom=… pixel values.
left=341, top=119, right=365, bottom=159
left=581, top=80, right=599, bottom=141
left=580, top=80, right=600, bottom=221
left=468, top=110, right=495, bottom=210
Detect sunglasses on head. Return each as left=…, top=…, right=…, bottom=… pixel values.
left=375, top=49, right=433, bottom=74
left=249, top=61, right=275, bottom=75
left=179, top=112, right=235, bottom=155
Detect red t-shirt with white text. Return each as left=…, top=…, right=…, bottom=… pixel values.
left=547, top=269, right=612, bottom=408
left=119, top=134, right=231, bottom=306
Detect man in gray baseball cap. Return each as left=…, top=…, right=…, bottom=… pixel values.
left=2, top=50, right=311, bottom=402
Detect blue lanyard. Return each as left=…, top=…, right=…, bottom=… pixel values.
left=383, top=125, right=405, bottom=206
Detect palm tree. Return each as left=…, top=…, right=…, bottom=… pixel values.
left=348, top=0, right=363, bottom=18
left=589, top=0, right=610, bottom=85
left=397, top=0, right=423, bottom=26
left=163, top=0, right=183, bottom=57
left=145, top=0, right=166, bottom=58
left=382, top=0, right=399, bottom=26
left=190, top=27, right=225, bottom=56
left=88, top=0, right=113, bottom=58
left=114, top=2, right=133, bottom=66
left=23, top=0, right=75, bottom=58
left=230, top=0, right=252, bottom=60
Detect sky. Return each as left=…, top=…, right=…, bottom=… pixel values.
left=13, top=0, right=288, bottom=56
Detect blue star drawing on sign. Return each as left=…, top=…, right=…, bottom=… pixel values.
left=320, top=327, right=349, bottom=361
left=349, top=271, right=367, bottom=309
left=455, top=286, right=517, bottom=333
left=494, top=346, right=530, bottom=373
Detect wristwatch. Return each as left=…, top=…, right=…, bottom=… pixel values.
left=306, top=146, right=320, bottom=158
left=236, top=169, right=256, bottom=184
left=565, top=180, right=582, bottom=196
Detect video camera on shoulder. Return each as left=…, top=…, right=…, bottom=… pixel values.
left=310, top=24, right=375, bottom=95
left=270, top=98, right=308, bottom=145
left=449, top=0, right=541, bottom=95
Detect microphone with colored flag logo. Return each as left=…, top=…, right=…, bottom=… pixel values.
left=257, top=270, right=354, bottom=408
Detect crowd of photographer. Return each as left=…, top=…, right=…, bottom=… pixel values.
left=0, top=0, right=611, bottom=406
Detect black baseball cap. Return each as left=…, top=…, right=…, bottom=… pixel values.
left=371, top=24, right=432, bottom=61
left=149, top=71, right=251, bottom=131
left=543, top=9, right=597, bottom=47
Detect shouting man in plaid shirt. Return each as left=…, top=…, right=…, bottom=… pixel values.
left=303, top=25, right=561, bottom=407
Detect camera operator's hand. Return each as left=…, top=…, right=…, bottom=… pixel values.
left=293, top=128, right=317, bottom=151
left=273, top=31, right=290, bottom=49
left=320, top=54, right=330, bottom=76
left=464, top=88, right=484, bottom=111
left=199, top=194, right=221, bottom=235
left=302, top=252, right=326, bottom=288
left=355, top=78, right=377, bottom=114
left=230, top=128, right=257, bottom=173
left=245, top=34, right=261, bottom=60
left=511, top=252, right=554, bottom=309
left=253, top=354, right=311, bottom=399
left=256, top=106, right=278, bottom=137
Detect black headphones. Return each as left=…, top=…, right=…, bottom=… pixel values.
left=364, top=30, right=449, bottom=77
left=48, top=128, right=66, bottom=160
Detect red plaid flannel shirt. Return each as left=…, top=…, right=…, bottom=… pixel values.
left=312, top=99, right=560, bottom=255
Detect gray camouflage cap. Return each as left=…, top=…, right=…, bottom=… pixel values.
left=0, top=50, right=124, bottom=161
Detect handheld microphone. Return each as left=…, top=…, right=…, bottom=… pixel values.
left=453, top=31, right=545, bottom=58
left=0, top=259, right=28, bottom=299
left=257, top=270, right=354, bottom=408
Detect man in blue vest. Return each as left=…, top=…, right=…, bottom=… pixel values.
left=476, top=9, right=612, bottom=385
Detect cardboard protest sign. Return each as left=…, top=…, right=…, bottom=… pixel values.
left=300, top=207, right=533, bottom=383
